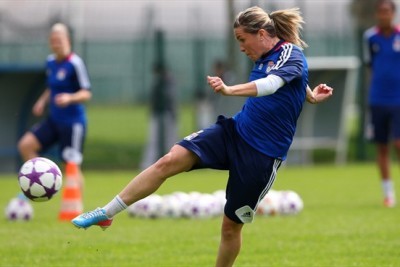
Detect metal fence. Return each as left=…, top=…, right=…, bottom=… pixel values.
left=0, top=0, right=361, bottom=104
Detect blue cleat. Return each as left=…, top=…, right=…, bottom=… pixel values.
left=71, top=208, right=113, bottom=230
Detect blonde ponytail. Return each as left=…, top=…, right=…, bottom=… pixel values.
left=234, top=6, right=307, bottom=49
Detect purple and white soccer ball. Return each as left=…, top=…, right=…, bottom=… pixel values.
left=158, top=194, right=185, bottom=218
left=182, top=192, right=219, bottom=219
left=127, top=194, right=164, bottom=219
left=277, top=190, right=304, bottom=215
left=5, top=195, right=34, bottom=221
left=18, top=157, right=63, bottom=202
left=212, top=189, right=227, bottom=215
left=256, top=189, right=280, bottom=216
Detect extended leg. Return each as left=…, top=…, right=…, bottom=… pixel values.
left=71, top=144, right=199, bottom=229
left=118, top=144, right=198, bottom=205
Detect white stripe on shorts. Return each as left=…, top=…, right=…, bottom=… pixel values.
left=254, top=159, right=282, bottom=211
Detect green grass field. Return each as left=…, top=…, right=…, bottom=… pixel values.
left=1, top=164, right=399, bottom=267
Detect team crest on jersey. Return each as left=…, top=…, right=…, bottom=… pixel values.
left=56, top=68, right=67, bottom=80
left=266, top=61, right=275, bottom=73
left=184, top=130, right=203, bottom=141
left=258, top=63, right=263, bottom=70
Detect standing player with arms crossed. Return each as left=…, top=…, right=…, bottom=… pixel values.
left=72, top=6, right=332, bottom=267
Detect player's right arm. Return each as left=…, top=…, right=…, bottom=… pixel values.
left=32, top=88, right=50, bottom=116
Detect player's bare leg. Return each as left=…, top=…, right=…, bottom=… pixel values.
left=215, top=215, right=244, bottom=267
left=377, top=143, right=395, bottom=207
left=18, top=132, right=41, bottom=161
left=119, top=145, right=198, bottom=205
left=72, top=144, right=199, bottom=229
left=377, top=143, right=390, bottom=179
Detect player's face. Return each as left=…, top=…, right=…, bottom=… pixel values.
left=234, top=27, right=266, bottom=61
left=376, top=2, right=395, bottom=28
left=49, top=32, right=69, bottom=57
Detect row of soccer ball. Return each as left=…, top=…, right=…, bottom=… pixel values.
left=5, top=189, right=304, bottom=222
left=8, top=157, right=304, bottom=221
left=127, top=189, right=304, bottom=219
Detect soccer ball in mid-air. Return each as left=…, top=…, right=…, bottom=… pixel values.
left=18, top=157, right=63, bottom=202
left=5, top=194, right=34, bottom=221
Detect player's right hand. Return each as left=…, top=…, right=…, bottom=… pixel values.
left=207, top=76, right=231, bottom=95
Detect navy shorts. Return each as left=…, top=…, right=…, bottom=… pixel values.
left=30, top=117, right=86, bottom=164
left=368, top=106, right=400, bottom=143
left=177, top=116, right=282, bottom=224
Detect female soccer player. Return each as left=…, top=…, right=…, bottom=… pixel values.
left=364, top=0, right=400, bottom=207
left=72, top=6, right=333, bottom=267
left=18, top=23, right=91, bottom=190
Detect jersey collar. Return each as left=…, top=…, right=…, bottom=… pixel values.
left=259, top=39, right=286, bottom=61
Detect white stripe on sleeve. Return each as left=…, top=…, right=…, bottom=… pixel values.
left=70, top=54, right=91, bottom=89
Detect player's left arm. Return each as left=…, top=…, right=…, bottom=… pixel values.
left=306, top=84, right=333, bottom=104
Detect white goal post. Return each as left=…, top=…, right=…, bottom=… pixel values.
left=287, top=56, right=361, bottom=165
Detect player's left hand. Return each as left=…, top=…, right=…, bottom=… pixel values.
left=313, top=84, right=333, bottom=103
left=55, top=93, right=72, bottom=107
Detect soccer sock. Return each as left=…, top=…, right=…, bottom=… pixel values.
left=382, top=179, right=395, bottom=198
left=103, top=195, right=128, bottom=218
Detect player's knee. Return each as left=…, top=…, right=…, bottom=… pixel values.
left=152, top=146, right=195, bottom=177
left=221, top=217, right=242, bottom=240
left=17, top=134, right=39, bottom=156
left=152, top=152, right=176, bottom=177
left=17, top=136, right=30, bottom=154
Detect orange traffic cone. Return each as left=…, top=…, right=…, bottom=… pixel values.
left=58, top=162, right=83, bottom=221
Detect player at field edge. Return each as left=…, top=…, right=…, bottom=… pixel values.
left=363, top=0, right=400, bottom=207
left=72, top=6, right=333, bottom=267
left=18, top=23, right=91, bottom=192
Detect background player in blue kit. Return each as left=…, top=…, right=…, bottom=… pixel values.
left=72, top=6, right=332, bottom=267
left=363, top=0, right=400, bottom=207
left=18, top=23, right=91, bottom=190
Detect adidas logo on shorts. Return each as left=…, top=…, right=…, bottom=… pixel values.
left=235, top=206, right=254, bottom=223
